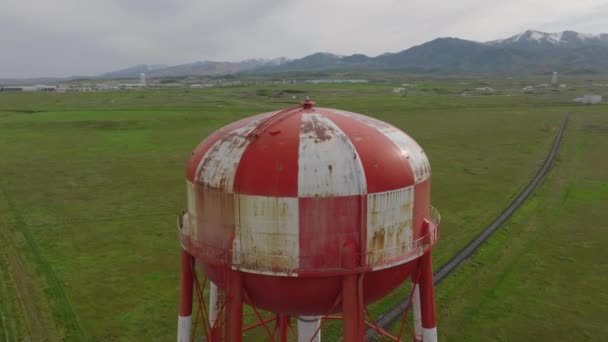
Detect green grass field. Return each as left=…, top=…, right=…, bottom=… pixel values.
left=435, top=108, right=608, bottom=341
left=0, top=81, right=605, bottom=341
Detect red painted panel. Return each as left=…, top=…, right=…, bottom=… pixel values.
left=199, top=260, right=417, bottom=315
left=242, top=272, right=342, bottom=315
left=185, top=112, right=274, bottom=182
left=412, top=179, right=431, bottom=240
left=298, top=196, right=363, bottom=270
left=234, top=110, right=302, bottom=197
left=318, top=108, right=415, bottom=193
left=362, top=260, right=417, bottom=304
left=194, top=185, right=236, bottom=258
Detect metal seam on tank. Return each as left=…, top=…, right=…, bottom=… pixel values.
left=332, top=109, right=431, bottom=183
left=298, top=112, right=367, bottom=197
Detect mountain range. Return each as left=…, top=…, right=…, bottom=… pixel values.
left=101, top=30, right=608, bottom=78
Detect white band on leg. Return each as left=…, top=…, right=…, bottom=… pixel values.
left=413, top=283, right=422, bottom=341
left=422, top=327, right=437, bottom=342
left=177, top=315, right=192, bottom=342
left=298, top=316, right=321, bottom=342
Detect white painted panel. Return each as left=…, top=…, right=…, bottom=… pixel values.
left=333, top=109, right=431, bottom=183
left=367, top=186, right=414, bottom=268
left=298, top=113, right=367, bottom=197
left=186, top=180, right=197, bottom=239
left=195, top=117, right=267, bottom=192
left=234, top=195, right=299, bottom=275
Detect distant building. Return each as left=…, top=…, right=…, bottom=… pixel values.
left=522, top=86, right=535, bottom=92
left=0, top=86, right=23, bottom=92
left=118, top=83, right=144, bottom=90
left=305, top=79, right=368, bottom=84
left=574, top=95, right=602, bottom=105
left=475, top=87, right=495, bottom=92
left=0, top=85, right=55, bottom=92
left=95, top=84, right=119, bottom=91
left=190, top=84, right=214, bottom=88
left=392, top=87, right=405, bottom=94
left=140, top=73, right=147, bottom=87
left=552, top=72, right=558, bottom=85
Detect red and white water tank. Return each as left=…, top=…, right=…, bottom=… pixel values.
left=177, top=100, right=439, bottom=342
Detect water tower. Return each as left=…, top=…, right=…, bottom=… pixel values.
left=551, top=72, right=558, bottom=85
left=176, top=100, right=440, bottom=341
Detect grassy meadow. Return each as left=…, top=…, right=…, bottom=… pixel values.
left=0, top=80, right=606, bottom=341
left=434, top=107, right=608, bottom=341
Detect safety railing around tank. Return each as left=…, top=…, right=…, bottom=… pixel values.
left=366, top=205, right=440, bottom=269
left=430, top=205, right=441, bottom=226
left=177, top=205, right=440, bottom=276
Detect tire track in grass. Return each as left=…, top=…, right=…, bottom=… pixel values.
left=0, top=185, right=86, bottom=340
left=369, top=113, right=570, bottom=338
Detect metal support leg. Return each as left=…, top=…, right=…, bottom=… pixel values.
left=277, top=314, right=289, bottom=342
left=412, top=267, right=423, bottom=342
left=298, top=316, right=321, bottom=342
left=209, top=282, right=222, bottom=341
left=177, top=250, right=194, bottom=342
left=419, top=252, right=437, bottom=342
left=341, top=243, right=363, bottom=341
left=225, top=272, right=243, bottom=342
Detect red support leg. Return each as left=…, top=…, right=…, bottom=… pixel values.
left=342, top=242, right=363, bottom=341
left=178, top=250, right=194, bottom=342
left=277, top=314, right=289, bottom=342
left=419, top=252, right=437, bottom=342
left=225, top=272, right=243, bottom=342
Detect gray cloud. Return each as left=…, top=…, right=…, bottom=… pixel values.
left=1, top=0, right=607, bottom=78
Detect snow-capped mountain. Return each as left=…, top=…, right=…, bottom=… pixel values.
left=487, top=30, right=608, bottom=49
left=98, top=29, right=608, bottom=77
left=263, top=29, right=608, bottom=74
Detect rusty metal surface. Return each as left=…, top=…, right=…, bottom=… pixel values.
left=182, top=105, right=439, bottom=277
left=178, top=216, right=439, bottom=277
left=195, top=123, right=258, bottom=192
left=366, top=187, right=414, bottom=269
left=298, top=113, right=367, bottom=197
left=233, top=194, right=299, bottom=275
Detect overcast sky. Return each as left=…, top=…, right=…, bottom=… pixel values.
left=2, top=0, right=608, bottom=78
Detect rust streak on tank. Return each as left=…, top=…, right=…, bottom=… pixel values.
left=301, top=116, right=336, bottom=142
